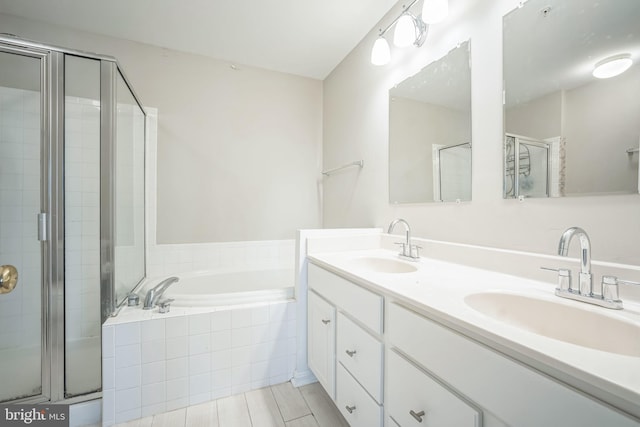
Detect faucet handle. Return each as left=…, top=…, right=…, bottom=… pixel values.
left=394, top=242, right=407, bottom=256
left=541, top=267, right=572, bottom=292
left=601, top=275, right=640, bottom=303
left=410, top=245, right=422, bottom=259
left=157, top=298, right=174, bottom=314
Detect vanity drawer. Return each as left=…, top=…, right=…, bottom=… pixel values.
left=308, top=263, right=383, bottom=334
left=336, top=363, right=382, bottom=427
left=387, top=350, right=480, bottom=427
left=337, top=312, right=383, bottom=403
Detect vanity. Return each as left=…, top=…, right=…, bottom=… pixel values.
left=305, top=242, right=640, bottom=427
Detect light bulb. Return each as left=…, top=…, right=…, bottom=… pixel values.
left=394, top=14, right=416, bottom=48
left=371, top=37, right=391, bottom=65
left=422, top=0, right=448, bottom=24
left=592, top=54, right=633, bottom=79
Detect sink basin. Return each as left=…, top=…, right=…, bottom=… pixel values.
left=349, top=256, right=418, bottom=274
left=465, top=291, right=640, bottom=357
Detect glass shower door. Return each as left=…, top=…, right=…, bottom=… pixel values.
left=0, top=48, right=44, bottom=402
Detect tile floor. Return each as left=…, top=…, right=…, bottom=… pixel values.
left=112, top=381, right=349, bottom=427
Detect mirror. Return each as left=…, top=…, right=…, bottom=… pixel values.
left=503, top=0, right=640, bottom=198
left=389, top=41, right=472, bottom=203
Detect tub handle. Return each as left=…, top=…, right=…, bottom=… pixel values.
left=157, top=298, right=174, bottom=314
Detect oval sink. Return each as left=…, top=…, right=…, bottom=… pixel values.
left=349, top=256, right=418, bottom=274
left=464, top=291, right=640, bottom=357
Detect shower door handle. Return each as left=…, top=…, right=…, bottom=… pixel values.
left=0, top=265, right=18, bottom=294
left=37, top=212, right=47, bottom=241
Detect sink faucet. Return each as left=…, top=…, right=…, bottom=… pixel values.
left=557, top=227, right=592, bottom=296
left=143, top=276, right=179, bottom=310
left=387, top=218, right=420, bottom=261
left=544, top=227, right=640, bottom=310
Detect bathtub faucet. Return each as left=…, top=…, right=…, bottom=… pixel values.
left=143, top=277, right=179, bottom=310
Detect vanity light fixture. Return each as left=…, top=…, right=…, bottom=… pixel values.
left=422, top=0, right=449, bottom=24
left=592, top=54, right=633, bottom=79
left=371, top=0, right=447, bottom=66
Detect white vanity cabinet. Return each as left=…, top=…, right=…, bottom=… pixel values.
left=388, top=302, right=640, bottom=427
left=308, top=290, right=336, bottom=398
left=308, top=263, right=384, bottom=427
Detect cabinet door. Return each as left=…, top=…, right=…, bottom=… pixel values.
left=308, top=290, right=336, bottom=398
left=388, top=350, right=480, bottom=427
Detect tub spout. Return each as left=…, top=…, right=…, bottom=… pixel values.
left=143, top=277, right=179, bottom=310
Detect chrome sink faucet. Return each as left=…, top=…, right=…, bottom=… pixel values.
left=558, top=227, right=592, bottom=296
left=388, top=218, right=421, bottom=261
left=544, top=227, right=640, bottom=310
left=143, top=276, right=179, bottom=310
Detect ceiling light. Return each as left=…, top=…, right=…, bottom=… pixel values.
left=592, top=54, right=633, bottom=79
left=371, top=37, right=391, bottom=66
left=422, top=0, right=449, bottom=24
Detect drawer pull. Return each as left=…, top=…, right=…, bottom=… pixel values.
left=345, top=405, right=356, bottom=414
left=321, top=319, right=331, bottom=324
left=345, top=349, right=357, bottom=357
left=409, top=410, right=426, bottom=423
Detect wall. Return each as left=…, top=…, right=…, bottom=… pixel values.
left=0, top=13, right=323, bottom=244
left=322, top=0, right=640, bottom=266
left=505, top=90, right=562, bottom=140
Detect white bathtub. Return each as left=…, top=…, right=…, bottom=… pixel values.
left=157, top=269, right=295, bottom=307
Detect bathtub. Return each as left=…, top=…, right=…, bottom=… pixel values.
left=156, top=269, right=295, bottom=307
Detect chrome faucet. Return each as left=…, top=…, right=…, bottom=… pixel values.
left=558, top=226, right=592, bottom=296
left=544, top=227, right=640, bottom=310
left=143, top=277, right=179, bottom=310
left=387, top=218, right=420, bottom=261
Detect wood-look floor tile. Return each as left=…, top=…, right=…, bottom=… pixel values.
left=186, top=401, right=219, bottom=427
left=245, top=387, right=286, bottom=427
left=152, top=408, right=186, bottom=427
left=284, top=414, right=319, bottom=427
left=217, top=394, right=252, bottom=427
left=271, top=382, right=312, bottom=422
left=299, top=382, right=349, bottom=427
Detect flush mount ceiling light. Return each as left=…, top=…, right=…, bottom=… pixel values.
left=592, top=54, right=633, bottom=79
left=371, top=0, right=447, bottom=66
left=422, top=0, right=449, bottom=24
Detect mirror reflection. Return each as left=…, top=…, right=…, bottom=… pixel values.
left=389, top=41, right=471, bottom=203
left=503, top=0, right=640, bottom=198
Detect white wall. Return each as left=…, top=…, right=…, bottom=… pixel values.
left=0, top=13, right=323, bottom=244
left=322, top=0, right=640, bottom=266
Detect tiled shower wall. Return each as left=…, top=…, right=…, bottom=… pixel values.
left=102, top=300, right=297, bottom=425
left=65, top=95, right=101, bottom=341
left=146, top=240, right=296, bottom=278
left=0, top=86, right=41, bottom=352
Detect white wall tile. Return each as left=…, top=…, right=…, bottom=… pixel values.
left=231, top=309, right=251, bottom=329
left=211, top=350, right=232, bottom=371
left=141, top=318, right=165, bottom=342
left=251, top=306, right=270, bottom=325
left=188, top=333, right=211, bottom=355
left=142, top=360, right=166, bottom=385
left=166, top=357, right=188, bottom=380
left=189, top=353, right=211, bottom=376
left=115, top=344, right=141, bottom=368
left=231, top=327, right=251, bottom=348
left=102, top=325, right=115, bottom=358
left=141, top=382, right=166, bottom=407
left=211, top=311, right=231, bottom=331
left=230, top=347, right=251, bottom=367
left=165, top=336, right=188, bottom=360
left=165, top=377, right=188, bottom=401
left=114, top=386, right=141, bottom=413
left=102, top=357, right=115, bottom=390
left=141, top=339, right=166, bottom=364
left=188, top=313, right=211, bottom=335
left=115, top=365, right=141, bottom=391
left=211, top=330, right=231, bottom=351
left=115, top=322, right=141, bottom=347
left=165, top=316, right=188, bottom=338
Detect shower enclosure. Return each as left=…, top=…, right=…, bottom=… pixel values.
left=0, top=35, right=145, bottom=404
left=433, top=142, right=472, bottom=202
left=504, top=134, right=550, bottom=198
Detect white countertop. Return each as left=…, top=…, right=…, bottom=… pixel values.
left=307, top=248, right=640, bottom=419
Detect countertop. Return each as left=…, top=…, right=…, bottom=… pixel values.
left=307, top=248, right=640, bottom=420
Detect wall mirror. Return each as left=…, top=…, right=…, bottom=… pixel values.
left=389, top=41, right=471, bottom=204
left=503, top=0, right=640, bottom=199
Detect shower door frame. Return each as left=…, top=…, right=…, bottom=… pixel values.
left=0, top=40, right=65, bottom=404
left=504, top=133, right=550, bottom=198
left=0, top=34, right=147, bottom=405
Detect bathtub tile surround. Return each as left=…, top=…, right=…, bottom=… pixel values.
left=102, top=301, right=296, bottom=425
